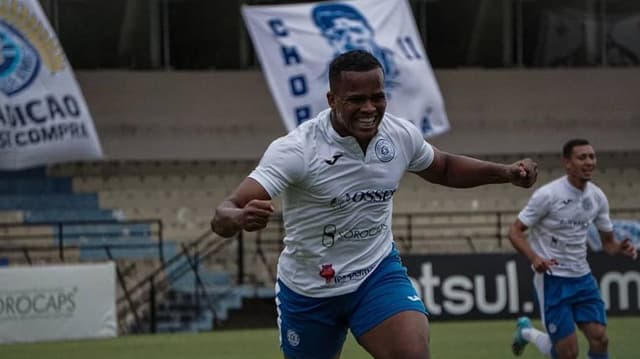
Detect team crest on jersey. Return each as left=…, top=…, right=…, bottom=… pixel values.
left=374, top=138, right=395, bottom=162
left=0, top=1, right=66, bottom=96
left=582, top=197, right=593, bottom=211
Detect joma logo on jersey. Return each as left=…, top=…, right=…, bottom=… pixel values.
left=325, top=154, right=343, bottom=165
left=330, top=189, right=396, bottom=209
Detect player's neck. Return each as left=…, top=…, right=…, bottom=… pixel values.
left=567, top=176, right=588, bottom=191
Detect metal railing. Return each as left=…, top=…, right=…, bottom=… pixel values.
left=0, top=219, right=164, bottom=262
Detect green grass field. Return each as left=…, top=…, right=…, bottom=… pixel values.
left=1, top=317, right=638, bottom=358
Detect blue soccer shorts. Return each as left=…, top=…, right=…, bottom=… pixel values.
left=533, top=272, right=607, bottom=343
left=275, top=248, right=428, bottom=359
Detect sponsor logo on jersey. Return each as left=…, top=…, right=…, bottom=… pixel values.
left=559, top=218, right=590, bottom=228
left=330, top=188, right=396, bottom=209
left=319, top=264, right=335, bottom=283
left=333, top=263, right=376, bottom=284
left=321, top=223, right=388, bottom=247
left=339, top=223, right=388, bottom=241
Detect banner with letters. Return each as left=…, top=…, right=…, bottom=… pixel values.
left=0, top=0, right=102, bottom=170
left=403, top=253, right=639, bottom=320
left=242, top=0, right=449, bottom=137
left=0, top=262, right=117, bottom=343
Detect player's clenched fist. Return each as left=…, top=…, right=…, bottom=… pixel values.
left=509, top=158, right=537, bottom=188
left=241, top=199, right=275, bottom=232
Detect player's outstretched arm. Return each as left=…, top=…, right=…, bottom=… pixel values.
left=600, top=231, right=638, bottom=259
left=211, top=178, right=274, bottom=238
left=416, top=147, right=537, bottom=188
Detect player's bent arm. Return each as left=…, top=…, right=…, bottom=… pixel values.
left=509, top=219, right=557, bottom=273
left=600, top=230, right=638, bottom=258
left=416, top=147, right=537, bottom=188
left=211, top=178, right=273, bottom=238
left=508, top=219, right=538, bottom=263
left=599, top=231, right=620, bottom=256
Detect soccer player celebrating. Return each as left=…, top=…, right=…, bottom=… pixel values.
left=509, top=139, right=637, bottom=359
left=211, top=50, right=537, bottom=359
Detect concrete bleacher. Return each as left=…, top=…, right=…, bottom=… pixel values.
left=2, top=164, right=250, bottom=334
left=46, top=160, right=256, bottom=242
left=0, top=167, right=160, bottom=264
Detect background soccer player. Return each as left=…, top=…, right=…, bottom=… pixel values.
left=509, top=138, right=637, bottom=359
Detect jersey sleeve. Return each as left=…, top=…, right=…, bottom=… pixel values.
left=405, top=120, right=434, bottom=172
left=518, top=188, right=551, bottom=227
left=248, top=135, right=304, bottom=198
left=593, top=189, right=614, bottom=232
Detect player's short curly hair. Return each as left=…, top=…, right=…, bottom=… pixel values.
left=328, top=50, right=383, bottom=91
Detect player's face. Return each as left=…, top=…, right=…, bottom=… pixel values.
left=564, top=144, right=597, bottom=183
left=327, top=68, right=386, bottom=147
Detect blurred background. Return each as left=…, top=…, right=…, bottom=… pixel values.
left=1, top=0, right=639, bottom=338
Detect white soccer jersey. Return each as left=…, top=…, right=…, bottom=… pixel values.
left=518, top=176, right=613, bottom=277
left=249, top=109, right=434, bottom=297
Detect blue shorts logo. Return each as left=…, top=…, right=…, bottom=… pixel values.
left=375, top=138, right=395, bottom=162
left=286, top=329, right=300, bottom=347
left=0, top=21, right=40, bottom=96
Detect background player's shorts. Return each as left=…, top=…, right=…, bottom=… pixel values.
left=276, top=248, right=428, bottom=359
left=533, top=272, right=607, bottom=343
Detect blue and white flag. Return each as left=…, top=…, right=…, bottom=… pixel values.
left=0, top=0, right=102, bottom=170
left=242, top=0, right=449, bottom=137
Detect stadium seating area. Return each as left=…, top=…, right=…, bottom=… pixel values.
left=0, top=167, right=241, bottom=333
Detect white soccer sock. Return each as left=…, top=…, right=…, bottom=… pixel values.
left=521, top=327, right=552, bottom=356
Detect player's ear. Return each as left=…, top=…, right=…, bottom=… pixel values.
left=327, top=91, right=336, bottom=109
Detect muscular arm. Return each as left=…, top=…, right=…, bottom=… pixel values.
left=508, top=219, right=557, bottom=273
left=211, top=177, right=274, bottom=238
left=415, top=147, right=537, bottom=188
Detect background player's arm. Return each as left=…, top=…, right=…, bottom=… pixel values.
left=211, top=178, right=274, bottom=238
left=416, top=147, right=537, bottom=188
left=599, top=230, right=638, bottom=259
left=508, top=219, right=557, bottom=273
